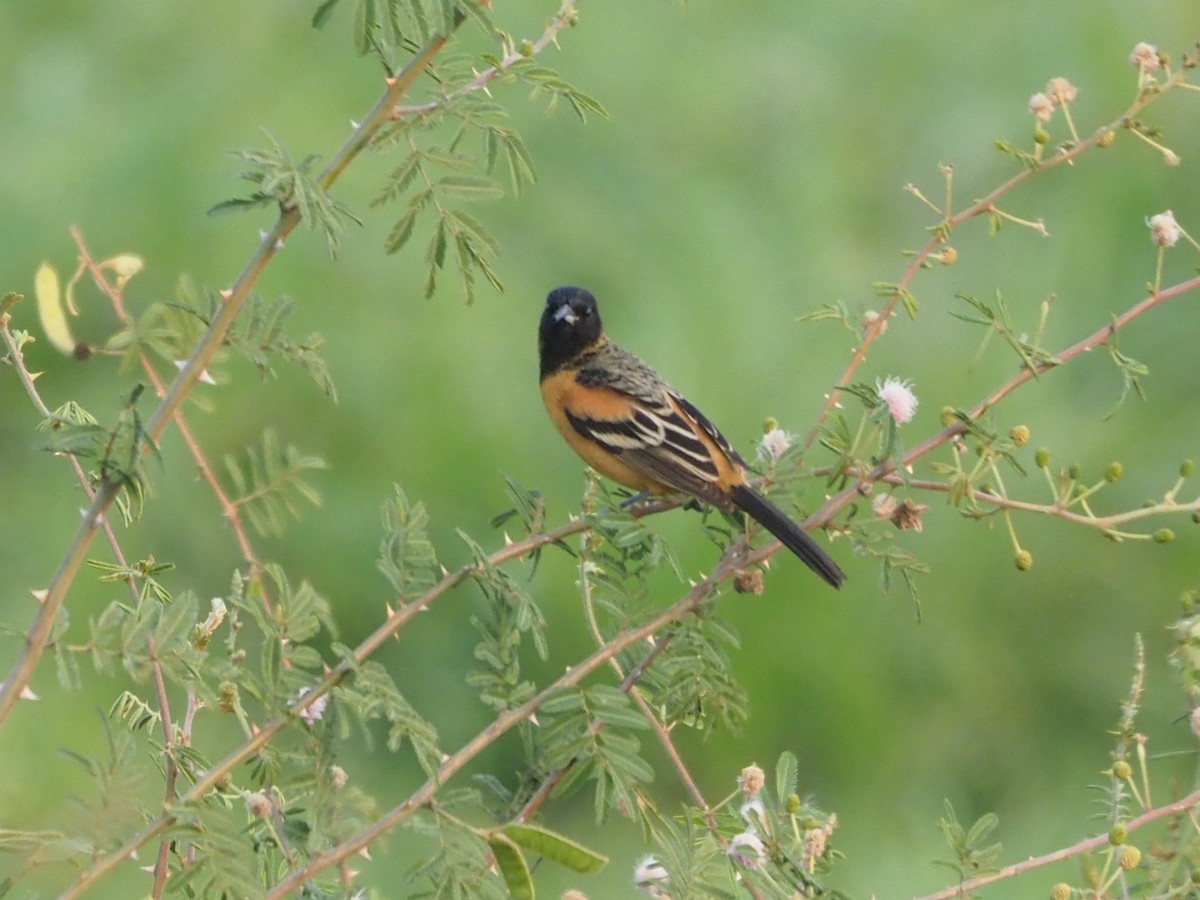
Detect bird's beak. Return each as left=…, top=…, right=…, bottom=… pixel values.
left=553, top=304, right=577, bottom=325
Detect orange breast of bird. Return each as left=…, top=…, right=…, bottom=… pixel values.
left=540, top=370, right=664, bottom=492
left=540, top=368, right=749, bottom=503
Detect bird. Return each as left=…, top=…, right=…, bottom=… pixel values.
left=537, top=285, right=845, bottom=589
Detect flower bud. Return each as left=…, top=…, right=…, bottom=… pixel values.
left=1105, top=462, right=1123, bottom=483
left=1181, top=459, right=1195, bottom=478
left=1109, top=823, right=1127, bottom=845
left=1119, top=845, right=1141, bottom=871
left=938, top=246, right=958, bottom=265
left=1154, top=528, right=1175, bottom=543
left=1050, top=883, right=1072, bottom=900
left=1015, top=549, right=1033, bottom=571
left=1097, top=130, right=1116, bottom=148
left=1009, top=425, right=1030, bottom=447
left=1067, top=464, right=1081, bottom=480
left=1035, top=448, right=1051, bottom=469
left=1112, top=760, right=1133, bottom=781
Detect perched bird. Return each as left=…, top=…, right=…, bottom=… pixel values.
left=538, top=286, right=845, bottom=588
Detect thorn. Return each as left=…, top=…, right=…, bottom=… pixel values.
left=219, top=289, right=234, bottom=302
left=349, top=119, right=360, bottom=130
left=503, top=531, right=514, bottom=547
left=30, top=588, right=48, bottom=604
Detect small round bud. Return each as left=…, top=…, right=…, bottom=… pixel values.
left=1050, top=883, right=1072, bottom=900
left=218, top=680, right=239, bottom=713
left=940, top=406, right=957, bottom=427
left=1154, top=528, right=1175, bottom=544
left=567, top=11, right=580, bottom=25
left=938, top=246, right=958, bottom=265
left=1112, top=760, right=1133, bottom=781
left=786, top=794, right=801, bottom=814
left=1097, top=130, right=1116, bottom=148
left=1119, top=845, right=1141, bottom=871
left=1108, top=823, right=1127, bottom=845
left=519, top=39, right=534, bottom=57
left=1010, top=425, right=1030, bottom=447
left=1067, top=464, right=1081, bottom=480
left=1015, top=549, right=1033, bottom=571
left=1192, top=511, right=1200, bottom=525
left=1034, top=127, right=1051, bottom=145
left=762, top=417, right=779, bottom=434
left=1181, top=459, right=1194, bottom=478
left=1035, top=447, right=1051, bottom=468
left=1105, top=462, right=1123, bottom=483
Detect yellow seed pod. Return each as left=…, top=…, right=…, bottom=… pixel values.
left=35, top=262, right=78, bottom=356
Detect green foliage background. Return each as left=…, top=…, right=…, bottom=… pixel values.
left=1, top=2, right=1198, bottom=896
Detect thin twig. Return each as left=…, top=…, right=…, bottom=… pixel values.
left=0, top=15, right=461, bottom=732
left=912, top=786, right=1200, bottom=900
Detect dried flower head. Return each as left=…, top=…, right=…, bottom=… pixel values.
left=1028, top=92, right=1054, bottom=123
left=244, top=790, right=273, bottom=819
left=1045, top=76, right=1078, bottom=106
left=738, top=764, right=766, bottom=796
left=876, top=376, right=919, bottom=425
left=1148, top=210, right=1181, bottom=248
left=297, top=688, right=329, bottom=724
left=634, top=855, right=669, bottom=896
left=757, top=426, right=792, bottom=462
left=1129, top=42, right=1161, bottom=71
left=727, top=831, right=766, bottom=869
left=329, top=765, right=349, bottom=790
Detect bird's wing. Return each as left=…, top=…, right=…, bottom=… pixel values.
left=563, top=384, right=741, bottom=505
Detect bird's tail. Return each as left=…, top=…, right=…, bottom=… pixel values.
left=729, top=484, right=845, bottom=589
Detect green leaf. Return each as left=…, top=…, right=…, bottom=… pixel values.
left=776, top=750, right=799, bottom=802
left=501, top=823, right=608, bottom=874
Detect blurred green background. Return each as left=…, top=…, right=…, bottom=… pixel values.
left=2, top=2, right=1199, bottom=896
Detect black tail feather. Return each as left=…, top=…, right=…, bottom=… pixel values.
left=729, top=484, right=845, bottom=589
